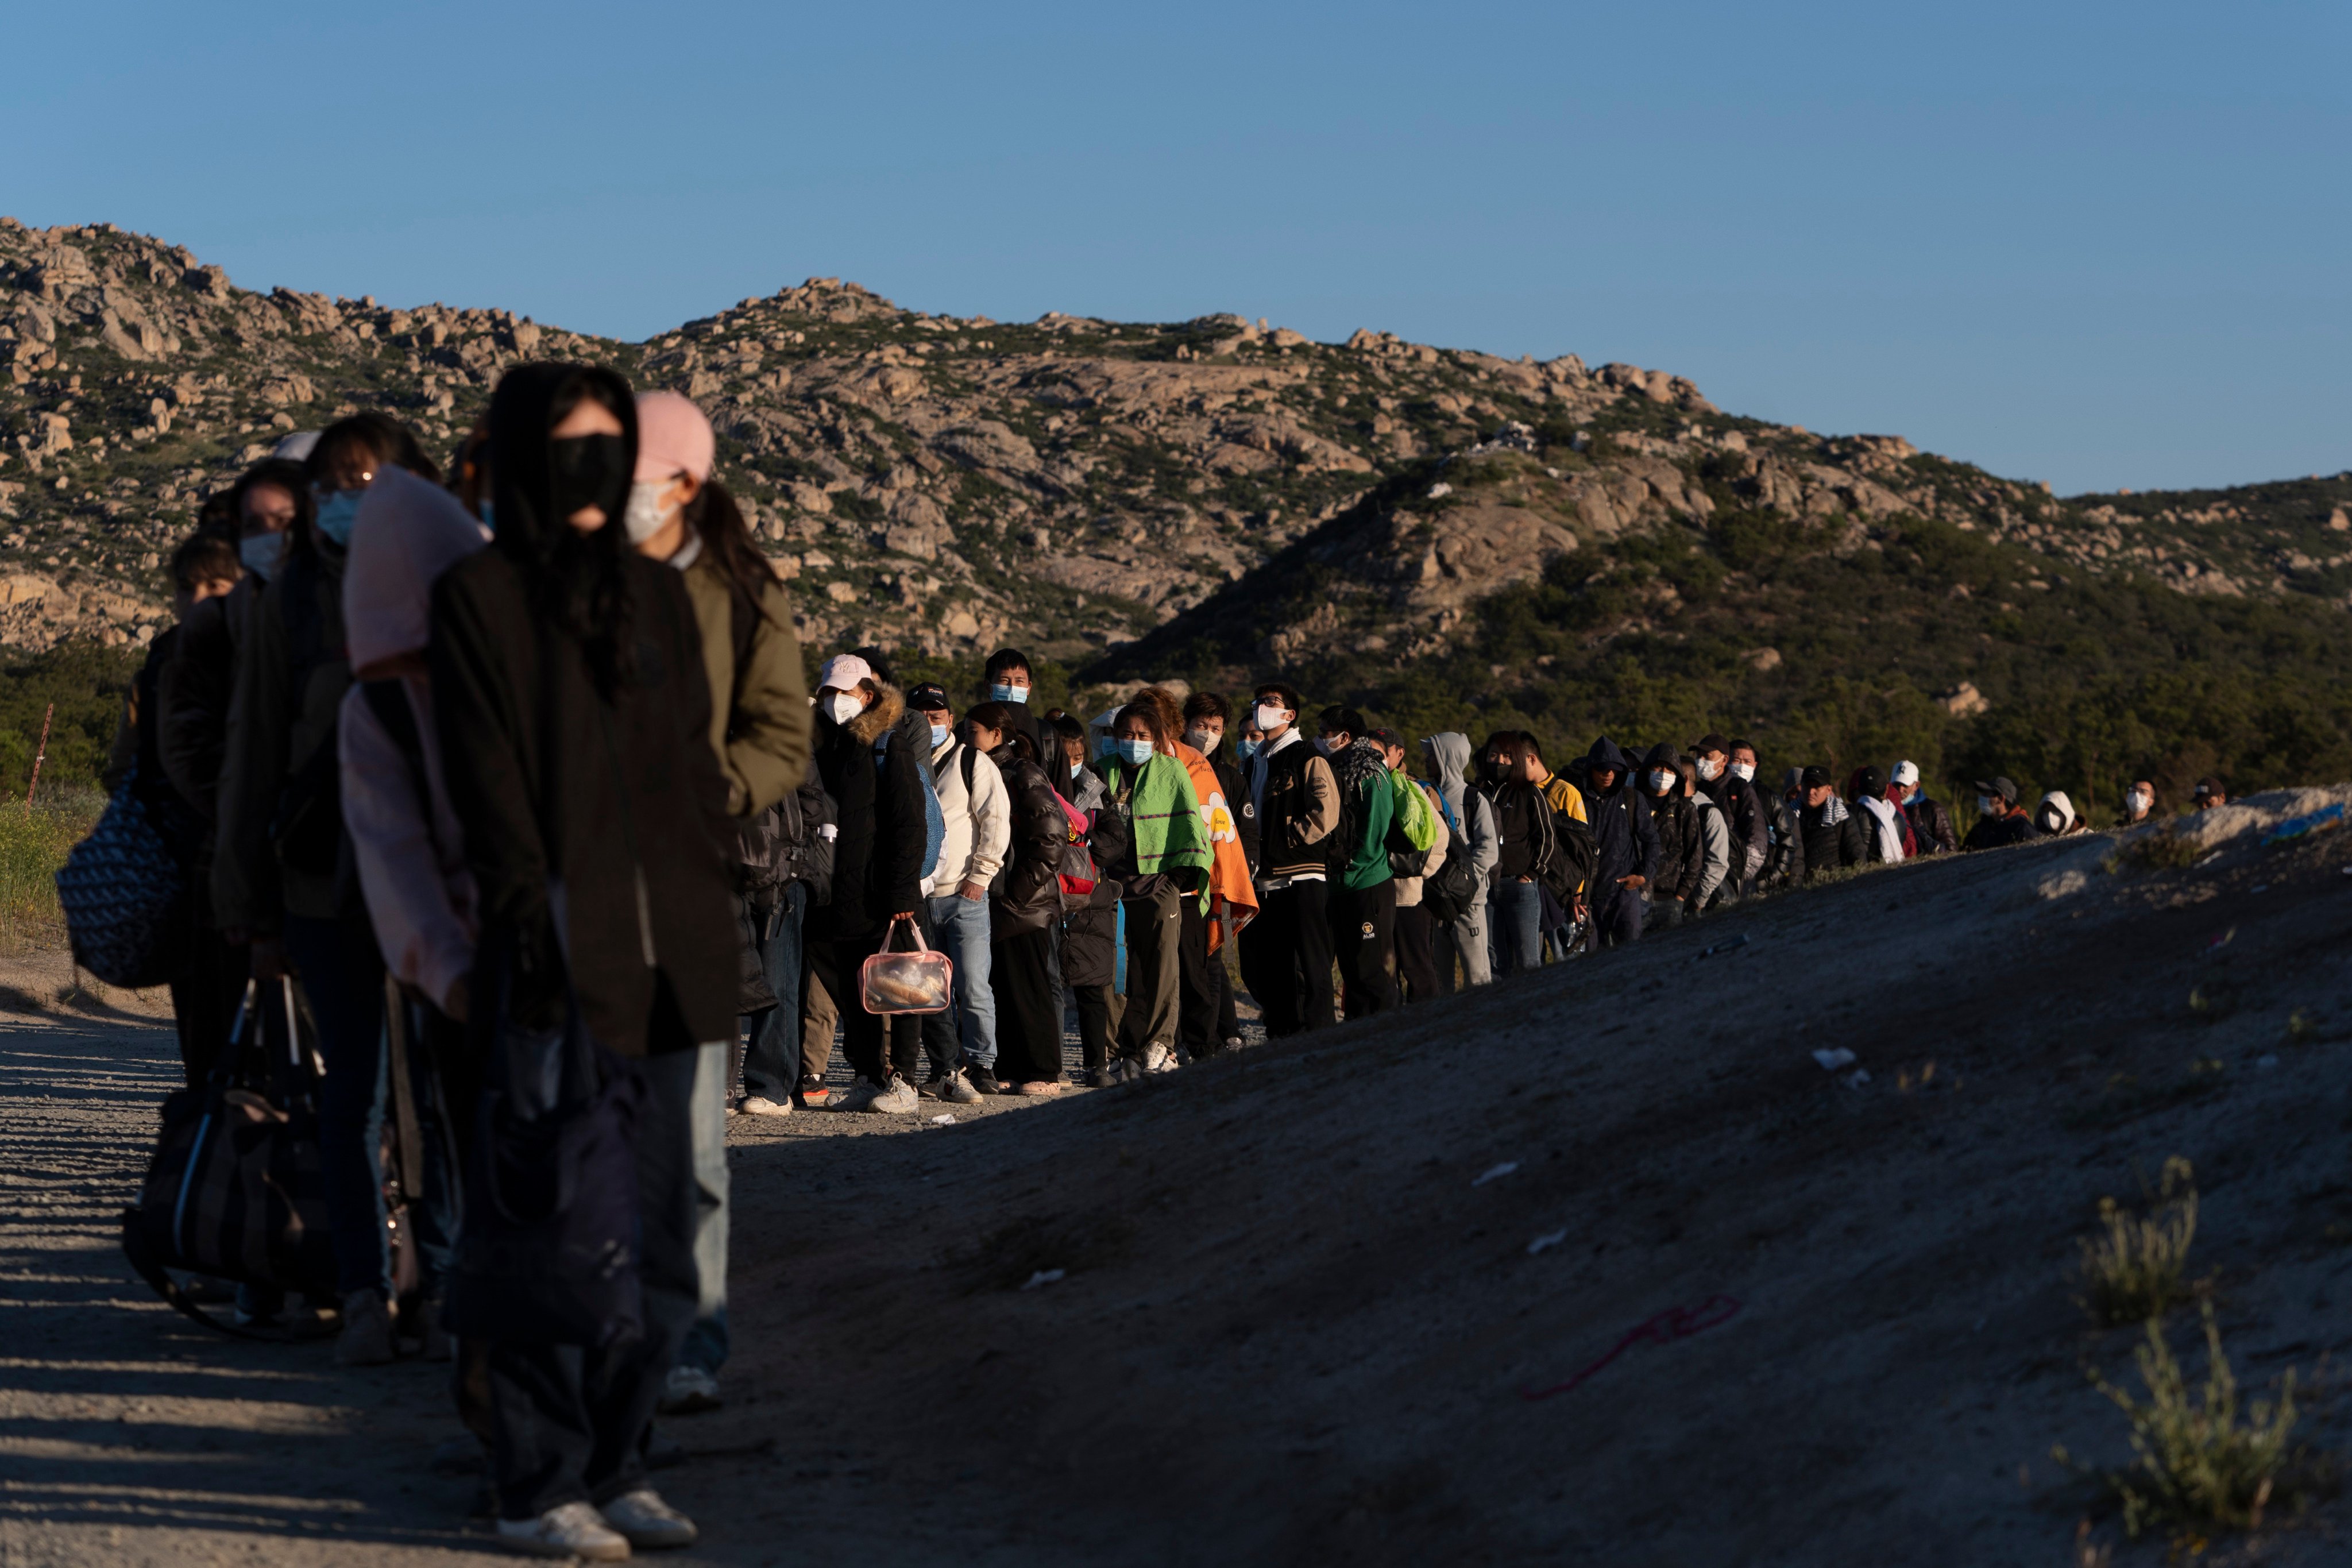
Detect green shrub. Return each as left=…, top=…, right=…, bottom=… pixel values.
left=0, top=789, right=102, bottom=952
left=2076, top=1157, right=2200, bottom=1326
left=2068, top=1301, right=2304, bottom=1542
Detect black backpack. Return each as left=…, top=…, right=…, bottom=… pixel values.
left=1529, top=788, right=1598, bottom=906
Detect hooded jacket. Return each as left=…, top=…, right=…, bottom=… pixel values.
left=927, top=731, right=1010, bottom=895
left=1963, top=802, right=2038, bottom=851
left=1422, top=733, right=1499, bottom=910
left=211, top=527, right=358, bottom=932
left=1582, top=736, right=1659, bottom=893
left=1389, top=779, right=1450, bottom=907
left=1701, top=767, right=1770, bottom=883
left=2034, top=790, right=2087, bottom=836
left=338, top=468, right=486, bottom=1013
left=806, top=682, right=929, bottom=942
left=1689, top=791, right=1731, bottom=909
left=429, top=363, right=737, bottom=1055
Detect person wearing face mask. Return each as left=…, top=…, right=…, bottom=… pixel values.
left=1315, top=706, right=1399, bottom=1017
left=1578, top=737, right=1657, bottom=949
left=1962, top=775, right=2037, bottom=850
left=1689, top=733, right=1768, bottom=903
left=1889, top=760, right=1959, bottom=856
left=962, top=702, right=1068, bottom=1092
left=979, top=646, right=1058, bottom=764
left=1851, top=766, right=1911, bottom=863
left=1678, top=758, right=1732, bottom=920
left=622, top=392, right=810, bottom=1418
left=1237, top=682, right=1340, bottom=1037
left=1639, top=743, right=1701, bottom=927
left=1374, top=729, right=1450, bottom=1002
left=2117, top=778, right=2159, bottom=828
left=905, top=682, right=1009, bottom=1099
left=1095, top=702, right=1212, bottom=1078
left=798, top=655, right=931, bottom=1114
left=428, top=364, right=732, bottom=1557
left=2033, top=790, right=2088, bottom=836
left=1419, top=732, right=1497, bottom=990
left=1173, top=689, right=1256, bottom=1057
left=211, top=414, right=439, bottom=1368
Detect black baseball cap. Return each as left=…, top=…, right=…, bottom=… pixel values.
left=1689, top=732, right=1731, bottom=758
left=1366, top=727, right=1405, bottom=752
left=1799, top=764, right=1832, bottom=789
left=1856, top=765, right=1886, bottom=797
left=1973, top=776, right=2018, bottom=804
left=907, top=683, right=952, bottom=713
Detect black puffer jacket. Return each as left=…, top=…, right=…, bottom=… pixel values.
left=1647, top=787, right=1702, bottom=900
left=989, top=742, right=1065, bottom=936
left=805, top=683, right=928, bottom=943
left=1793, top=797, right=1867, bottom=879
left=1583, top=736, right=1659, bottom=891
left=1058, top=764, right=1118, bottom=988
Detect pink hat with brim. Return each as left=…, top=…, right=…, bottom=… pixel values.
left=818, top=654, right=874, bottom=692
left=634, top=391, right=715, bottom=484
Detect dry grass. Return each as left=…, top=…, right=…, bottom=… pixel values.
left=2072, top=1303, right=2305, bottom=1543
left=2113, top=827, right=2208, bottom=871
left=2077, top=1157, right=2200, bottom=1327
left=0, top=789, right=101, bottom=953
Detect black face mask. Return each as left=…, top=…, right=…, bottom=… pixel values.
left=547, top=434, right=630, bottom=528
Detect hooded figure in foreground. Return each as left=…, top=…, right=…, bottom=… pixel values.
left=428, top=362, right=732, bottom=1558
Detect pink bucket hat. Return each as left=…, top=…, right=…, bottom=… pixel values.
left=634, top=391, right=715, bottom=484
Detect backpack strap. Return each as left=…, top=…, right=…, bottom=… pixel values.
left=961, top=743, right=977, bottom=798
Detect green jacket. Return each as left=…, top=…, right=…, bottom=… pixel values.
left=1098, top=751, right=1212, bottom=903
left=679, top=549, right=810, bottom=817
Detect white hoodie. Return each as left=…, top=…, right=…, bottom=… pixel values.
left=336, top=468, right=488, bottom=1013
left=925, top=734, right=1011, bottom=898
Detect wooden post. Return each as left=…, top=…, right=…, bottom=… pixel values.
left=24, top=701, right=52, bottom=816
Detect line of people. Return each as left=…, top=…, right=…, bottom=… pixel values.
left=99, top=360, right=2241, bottom=1560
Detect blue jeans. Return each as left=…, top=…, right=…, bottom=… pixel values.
left=282, top=913, right=391, bottom=1300
left=927, top=891, right=997, bottom=1069
left=675, top=1039, right=731, bottom=1375
left=1490, top=878, right=1545, bottom=978
left=738, top=883, right=807, bottom=1100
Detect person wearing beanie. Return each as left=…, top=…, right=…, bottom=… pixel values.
left=620, top=392, right=810, bottom=1417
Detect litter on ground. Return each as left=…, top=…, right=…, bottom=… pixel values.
left=1473, top=1162, right=1520, bottom=1187
left=1019, top=1269, right=1065, bottom=1291
left=1812, top=1048, right=1857, bottom=1072
left=1527, top=1229, right=1569, bottom=1256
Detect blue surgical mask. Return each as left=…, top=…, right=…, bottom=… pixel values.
left=1236, top=737, right=1261, bottom=762
left=238, top=531, right=284, bottom=579
left=1311, top=736, right=1335, bottom=756
left=1117, top=738, right=1154, bottom=767
left=1068, top=761, right=1082, bottom=779
left=990, top=682, right=1030, bottom=704
left=929, top=724, right=949, bottom=750
left=314, top=489, right=363, bottom=546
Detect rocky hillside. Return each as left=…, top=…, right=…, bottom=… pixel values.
left=6, top=217, right=2343, bottom=665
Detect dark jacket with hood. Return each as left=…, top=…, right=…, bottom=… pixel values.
left=988, top=740, right=1065, bottom=936
left=1584, top=736, right=1659, bottom=894
left=1963, top=805, right=2037, bottom=852
left=805, top=682, right=928, bottom=943
left=1705, top=770, right=1770, bottom=881
left=1906, top=793, right=1960, bottom=855
left=430, top=363, right=737, bottom=1056
left=159, top=593, right=237, bottom=832
left=212, top=533, right=360, bottom=932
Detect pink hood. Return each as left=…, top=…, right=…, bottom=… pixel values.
left=343, top=465, right=489, bottom=671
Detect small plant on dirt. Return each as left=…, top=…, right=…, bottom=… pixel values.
left=2115, top=827, right=2208, bottom=871
left=2064, top=1301, right=2303, bottom=1542
left=2077, top=1157, right=2200, bottom=1327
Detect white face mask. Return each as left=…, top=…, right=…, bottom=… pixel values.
left=1697, top=756, right=1723, bottom=781
left=826, top=692, right=863, bottom=725
left=1311, top=736, right=1335, bottom=756
left=1647, top=769, right=1674, bottom=793
left=1255, top=704, right=1288, bottom=733
left=1183, top=727, right=1215, bottom=753
left=624, top=480, right=679, bottom=546
left=1729, top=761, right=1755, bottom=782
left=1977, top=794, right=2000, bottom=817
left=239, top=531, right=284, bottom=578
left=2127, top=789, right=2151, bottom=814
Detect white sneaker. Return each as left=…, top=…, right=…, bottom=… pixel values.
left=868, top=1074, right=920, bottom=1114
left=658, top=1362, right=721, bottom=1415
left=496, top=1500, right=629, bottom=1560
left=334, top=1289, right=395, bottom=1366
left=941, top=1069, right=983, bottom=1105
left=833, top=1076, right=882, bottom=1112
left=1142, top=1043, right=1178, bottom=1074
left=600, top=1488, right=698, bottom=1549
left=736, top=1094, right=791, bottom=1117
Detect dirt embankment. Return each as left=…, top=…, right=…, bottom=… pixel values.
left=7, top=790, right=2351, bottom=1565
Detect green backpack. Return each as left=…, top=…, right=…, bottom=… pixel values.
left=1388, top=768, right=1436, bottom=853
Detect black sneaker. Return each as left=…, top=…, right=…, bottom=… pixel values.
left=965, top=1063, right=1005, bottom=1096
left=797, top=1074, right=832, bottom=1109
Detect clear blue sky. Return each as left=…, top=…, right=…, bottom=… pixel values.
left=7, top=2, right=2344, bottom=496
